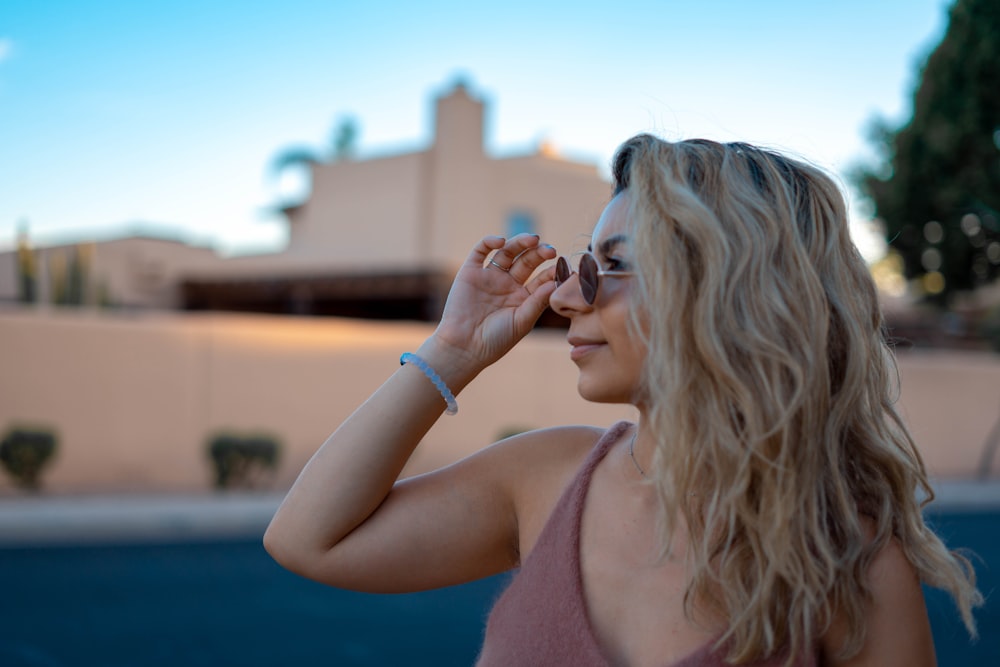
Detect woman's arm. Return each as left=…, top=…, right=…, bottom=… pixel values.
left=263, top=234, right=560, bottom=592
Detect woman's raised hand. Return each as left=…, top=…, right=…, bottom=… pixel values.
left=429, top=234, right=558, bottom=371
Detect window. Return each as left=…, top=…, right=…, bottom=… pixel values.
left=506, top=211, right=536, bottom=237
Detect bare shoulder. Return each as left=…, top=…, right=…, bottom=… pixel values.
left=487, top=423, right=608, bottom=498
left=821, top=522, right=936, bottom=666
left=491, top=423, right=607, bottom=467
left=486, top=424, right=614, bottom=559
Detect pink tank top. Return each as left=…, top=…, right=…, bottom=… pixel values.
left=476, top=421, right=818, bottom=667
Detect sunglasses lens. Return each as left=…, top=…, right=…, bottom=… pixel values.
left=579, top=254, right=598, bottom=304
left=555, top=256, right=571, bottom=285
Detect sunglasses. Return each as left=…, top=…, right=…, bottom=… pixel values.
left=554, top=252, right=635, bottom=305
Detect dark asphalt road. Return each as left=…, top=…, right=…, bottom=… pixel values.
left=0, top=509, right=995, bottom=667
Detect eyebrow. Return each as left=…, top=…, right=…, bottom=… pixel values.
left=587, top=234, right=629, bottom=257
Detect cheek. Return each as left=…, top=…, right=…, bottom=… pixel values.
left=618, top=321, right=648, bottom=381
left=609, top=300, right=646, bottom=352
left=610, top=326, right=646, bottom=374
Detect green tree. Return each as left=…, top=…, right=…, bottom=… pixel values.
left=857, top=0, right=1000, bottom=304
left=270, top=117, right=359, bottom=178
left=331, top=116, right=358, bottom=160
left=269, top=116, right=359, bottom=210
left=16, top=224, right=36, bottom=304
left=49, top=245, right=90, bottom=306
left=65, top=244, right=87, bottom=305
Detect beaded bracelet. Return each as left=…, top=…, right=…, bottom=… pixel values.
left=400, top=352, right=459, bottom=415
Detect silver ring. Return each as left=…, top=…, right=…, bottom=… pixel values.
left=488, top=258, right=511, bottom=272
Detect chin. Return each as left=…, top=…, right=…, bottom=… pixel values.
left=576, top=378, right=633, bottom=405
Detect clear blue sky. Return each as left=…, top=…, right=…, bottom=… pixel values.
left=0, top=0, right=953, bottom=259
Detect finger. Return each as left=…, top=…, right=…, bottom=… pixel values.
left=508, top=244, right=557, bottom=283
left=523, top=263, right=557, bottom=294
left=489, top=233, right=541, bottom=270
left=466, top=236, right=507, bottom=269
left=513, top=280, right=558, bottom=335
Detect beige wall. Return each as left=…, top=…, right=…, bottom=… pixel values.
left=286, top=152, right=428, bottom=267
left=0, top=308, right=635, bottom=495
left=89, top=237, right=221, bottom=308
left=491, top=155, right=612, bottom=253
left=895, top=351, right=1000, bottom=478
left=1, top=308, right=998, bottom=496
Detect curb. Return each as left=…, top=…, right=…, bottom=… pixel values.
left=0, top=482, right=998, bottom=548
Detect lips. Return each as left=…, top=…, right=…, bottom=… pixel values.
left=567, top=336, right=605, bottom=361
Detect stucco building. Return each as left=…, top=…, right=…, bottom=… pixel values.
left=2, top=82, right=612, bottom=325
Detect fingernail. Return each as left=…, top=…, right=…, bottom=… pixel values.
left=543, top=244, right=555, bottom=249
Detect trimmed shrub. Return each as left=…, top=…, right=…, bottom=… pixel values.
left=207, top=432, right=281, bottom=490
left=0, top=427, right=58, bottom=491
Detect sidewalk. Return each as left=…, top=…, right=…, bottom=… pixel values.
left=1, top=481, right=999, bottom=547
left=0, top=492, right=284, bottom=546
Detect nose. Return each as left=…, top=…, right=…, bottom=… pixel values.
left=549, top=271, right=592, bottom=318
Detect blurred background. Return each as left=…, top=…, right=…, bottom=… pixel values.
left=0, top=0, right=998, bottom=665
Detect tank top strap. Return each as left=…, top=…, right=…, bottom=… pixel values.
left=476, top=420, right=633, bottom=667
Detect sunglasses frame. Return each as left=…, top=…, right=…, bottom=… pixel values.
left=554, top=252, right=634, bottom=305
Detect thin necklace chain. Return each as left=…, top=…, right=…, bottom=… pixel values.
left=628, top=431, right=645, bottom=477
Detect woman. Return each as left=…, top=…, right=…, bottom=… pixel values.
left=264, top=135, right=980, bottom=666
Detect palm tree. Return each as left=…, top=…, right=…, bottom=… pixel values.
left=268, top=116, right=359, bottom=210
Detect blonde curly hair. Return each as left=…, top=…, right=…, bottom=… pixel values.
left=614, top=134, right=981, bottom=664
